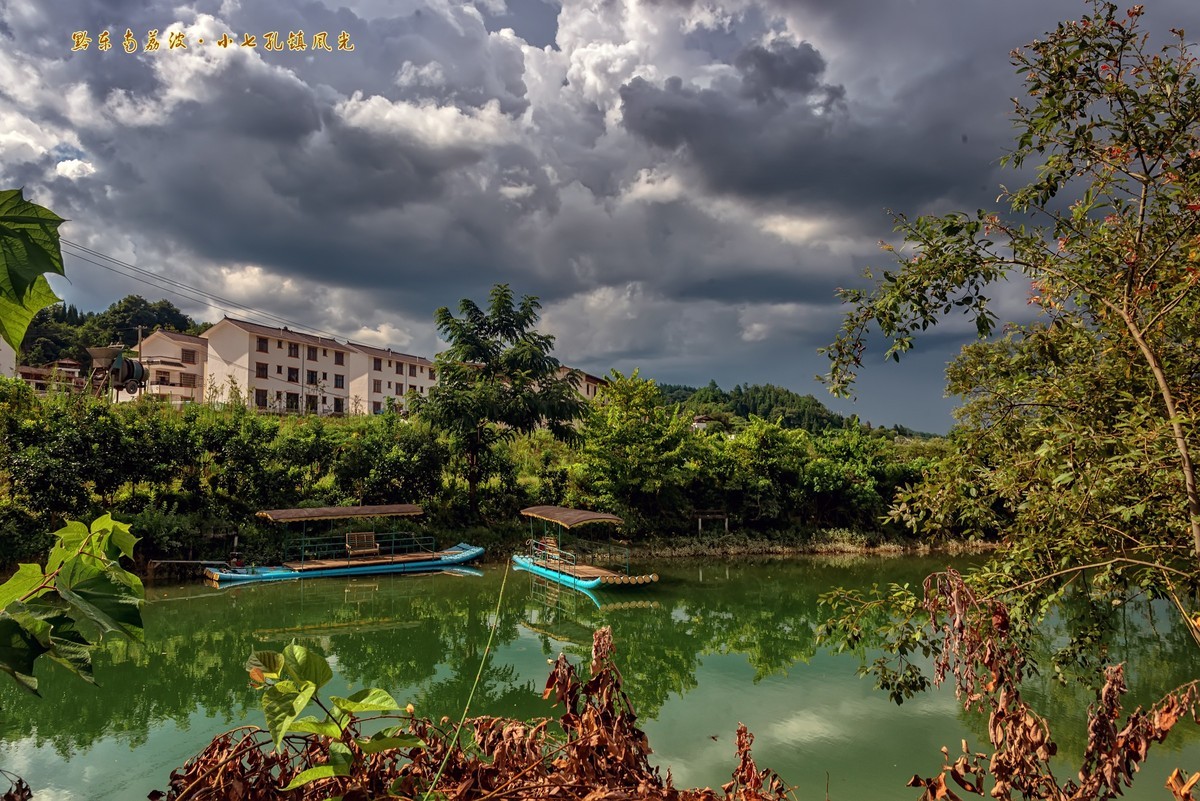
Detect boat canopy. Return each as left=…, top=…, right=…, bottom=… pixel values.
left=520, top=505, right=623, bottom=528
left=256, top=504, right=424, bottom=523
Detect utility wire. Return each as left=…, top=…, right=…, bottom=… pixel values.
left=60, top=239, right=350, bottom=341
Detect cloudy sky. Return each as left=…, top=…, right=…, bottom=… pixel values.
left=3, top=0, right=1197, bottom=431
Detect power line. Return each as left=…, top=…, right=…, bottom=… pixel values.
left=60, top=239, right=351, bottom=341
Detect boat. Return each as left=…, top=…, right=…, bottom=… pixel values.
left=512, top=505, right=658, bottom=591
left=203, top=504, right=484, bottom=585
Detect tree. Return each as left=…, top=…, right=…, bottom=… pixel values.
left=0, top=189, right=65, bottom=352
left=413, top=284, right=587, bottom=518
left=822, top=1, right=1200, bottom=611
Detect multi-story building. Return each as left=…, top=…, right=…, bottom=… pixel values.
left=119, top=330, right=207, bottom=407
left=559, top=367, right=605, bottom=401
left=202, top=317, right=360, bottom=415
left=346, top=342, right=436, bottom=414
left=0, top=338, right=14, bottom=378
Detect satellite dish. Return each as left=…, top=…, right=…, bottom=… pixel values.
left=124, top=379, right=140, bottom=394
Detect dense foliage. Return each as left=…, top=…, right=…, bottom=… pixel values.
left=823, top=1, right=1200, bottom=619
left=0, top=369, right=936, bottom=567
left=21, top=295, right=203, bottom=365
left=658, top=380, right=933, bottom=437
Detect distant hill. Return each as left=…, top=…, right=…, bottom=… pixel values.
left=655, top=379, right=935, bottom=438
left=20, top=295, right=204, bottom=365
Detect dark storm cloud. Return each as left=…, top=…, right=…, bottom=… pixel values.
left=8, top=0, right=1200, bottom=434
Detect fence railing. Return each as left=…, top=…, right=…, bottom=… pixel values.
left=284, top=531, right=435, bottom=564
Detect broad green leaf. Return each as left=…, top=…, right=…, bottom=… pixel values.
left=279, top=764, right=345, bottom=792
left=54, top=559, right=144, bottom=643
left=263, top=679, right=317, bottom=750
left=283, top=642, right=333, bottom=689
left=0, top=186, right=66, bottom=351
left=288, top=715, right=343, bottom=737
left=0, top=563, right=46, bottom=610
left=357, top=733, right=424, bottom=754
left=327, top=742, right=353, bottom=772
left=330, top=687, right=401, bottom=713
left=247, top=649, right=285, bottom=679
left=0, top=616, right=47, bottom=696
left=44, top=521, right=90, bottom=575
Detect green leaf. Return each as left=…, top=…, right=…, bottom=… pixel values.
left=44, top=521, right=90, bottom=575
left=262, top=679, right=317, bottom=750
left=279, top=764, right=346, bottom=792
left=247, top=650, right=285, bottom=679
left=283, top=642, right=333, bottom=689
left=330, top=687, right=401, bottom=714
left=357, top=733, right=424, bottom=754
left=328, top=742, right=353, bottom=772
left=288, top=715, right=344, bottom=737
left=0, top=564, right=46, bottom=610
left=0, top=615, right=47, bottom=695
left=54, top=558, right=144, bottom=644
left=0, top=188, right=65, bottom=350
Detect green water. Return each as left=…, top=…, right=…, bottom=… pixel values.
left=0, top=556, right=1197, bottom=800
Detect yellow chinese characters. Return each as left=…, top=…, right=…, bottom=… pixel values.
left=69, top=28, right=357, bottom=53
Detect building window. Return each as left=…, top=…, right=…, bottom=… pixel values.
left=306, top=395, right=317, bottom=412
left=321, top=372, right=327, bottom=380
left=387, top=381, right=392, bottom=389
left=335, top=351, right=344, bottom=365
left=180, top=373, right=197, bottom=388
left=373, top=379, right=382, bottom=394
left=395, top=385, right=402, bottom=396
left=286, top=392, right=299, bottom=411
left=429, top=368, right=436, bottom=381
left=306, top=370, right=318, bottom=385
left=181, top=349, right=198, bottom=365
left=409, top=364, right=416, bottom=377
left=334, top=374, right=344, bottom=389
left=155, top=370, right=170, bottom=384
left=373, top=357, right=382, bottom=371
left=277, top=340, right=283, bottom=348
left=323, top=348, right=328, bottom=356
left=287, top=367, right=299, bottom=383
left=276, top=365, right=283, bottom=374
left=396, top=362, right=402, bottom=375
left=256, top=337, right=269, bottom=353
left=255, top=388, right=268, bottom=407
left=307, top=345, right=317, bottom=361
left=387, top=359, right=392, bottom=367
left=288, top=343, right=299, bottom=358
left=334, top=397, right=344, bottom=414
left=255, top=362, right=268, bottom=379
left=373, top=401, right=382, bottom=413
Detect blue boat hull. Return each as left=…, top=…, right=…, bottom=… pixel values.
left=206, top=543, right=484, bottom=584
left=512, top=554, right=604, bottom=590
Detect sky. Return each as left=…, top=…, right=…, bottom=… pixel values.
left=3, top=0, right=1198, bottom=432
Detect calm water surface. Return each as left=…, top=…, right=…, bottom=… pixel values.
left=1, top=556, right=1197, bottom=800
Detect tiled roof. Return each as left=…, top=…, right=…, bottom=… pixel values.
left=212, top=316, right=348, bottom=350
left=155, top=330, right=208, bottom=346
left=346, top=341, right=433, bottom=366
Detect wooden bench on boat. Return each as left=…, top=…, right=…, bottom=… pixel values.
left=346, top=531, right=381, bottom=558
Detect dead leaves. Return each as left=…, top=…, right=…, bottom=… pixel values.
left=152, top=627, right=794, bottom=801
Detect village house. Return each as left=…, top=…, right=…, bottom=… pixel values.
left=346, top=342, right=436, bottom=414
left=202, top=317, right=361, bottom=415
left=116, top=330, right=208, bottom=407
left=16, top=358, right=87, bottom=395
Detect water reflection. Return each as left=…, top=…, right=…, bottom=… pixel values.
left=0, top=557, right=1196, bottom=800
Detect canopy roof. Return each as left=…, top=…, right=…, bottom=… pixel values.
left=520, top=505, right=623, bottom=528
left=257, top=504, right=424, bottom=523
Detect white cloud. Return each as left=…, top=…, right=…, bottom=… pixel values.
left=54, top=158, right=96, bottom=178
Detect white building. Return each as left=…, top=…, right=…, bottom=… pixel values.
left=202, top=317, right=359, bottom=415
left=0, top=338, right=15, bottom=378
left=346, top=342, right=435, bottom=414
left=119, top=330, right=207, bottom=407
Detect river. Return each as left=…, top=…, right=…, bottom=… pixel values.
left=0, top=555, right=1197, bottom=800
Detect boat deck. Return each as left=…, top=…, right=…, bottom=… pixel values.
left=531, top=559, right=658, bottom=585
left=282, top=549, right=445, bottom=572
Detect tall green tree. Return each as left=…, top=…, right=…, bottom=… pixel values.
left=414, top=284, right=587, bottom=518
left=823, top=1, right=1200, bottom=607
left=0, top=189, right=65, bottom=351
